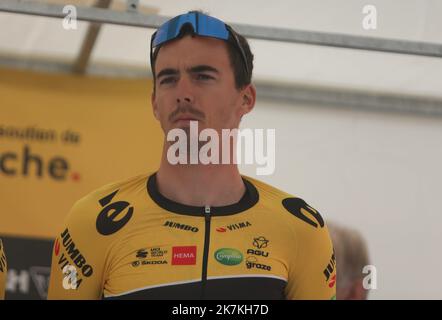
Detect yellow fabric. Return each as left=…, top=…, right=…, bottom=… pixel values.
left=48, top=173, right=335, bottom=300
left=0, top=239, right=7, bottom=300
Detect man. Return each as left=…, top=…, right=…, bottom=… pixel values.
left=328, top=222, right=370, bottom=299
left=48, top=11, right=335, bottom=299
left=0, top=239, right=7, bottom=300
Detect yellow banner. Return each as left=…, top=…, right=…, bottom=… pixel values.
left=0, top=67, right=162, bottom=238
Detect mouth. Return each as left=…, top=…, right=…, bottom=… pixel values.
left=173, top=117, right=200, bottom=123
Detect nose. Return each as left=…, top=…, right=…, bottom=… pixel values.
left=175, top=76, right=194, bottom=104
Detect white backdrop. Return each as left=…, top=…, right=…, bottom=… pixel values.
left=239, top=99, right=442, bottom=299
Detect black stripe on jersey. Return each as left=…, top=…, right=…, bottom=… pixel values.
left=104, top=276, right=287, bottom=300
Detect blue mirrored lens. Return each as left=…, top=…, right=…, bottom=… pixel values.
left=152, top=12, right=229, bottom=48
left=195, top=14, right=229, bottom=39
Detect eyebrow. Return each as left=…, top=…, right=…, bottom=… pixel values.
left=156, top=68, right=178, bottom=80
left=156, top=65, right=220, bottom=80
left=188, top=65, right=220, bottom=75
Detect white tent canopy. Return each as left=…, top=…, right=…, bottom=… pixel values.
left=2, top=0, right=442, bottom=300
left=1, top=0, right=441, bottom=101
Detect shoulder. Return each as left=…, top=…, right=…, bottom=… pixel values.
left=63, top=173, right=151, bottom=238
left=244, top=175, right=328, bottom=232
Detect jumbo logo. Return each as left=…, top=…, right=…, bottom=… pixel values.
left=323, top=251, right=336, bottom=288
left=163, top=221, right=199, bottom=233
left=214, top=248, right=243, bottom=266
left=54, top=229, right=94, bottom=277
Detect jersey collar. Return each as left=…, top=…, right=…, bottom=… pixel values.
left=146, top=172, right=259, bottom=216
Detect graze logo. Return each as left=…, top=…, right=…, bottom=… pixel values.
left=216, top=221, right=252, bottom=233
left=172, top=246, right=197, bottom=265
left=0, top=145, right=80, bottom=181
left=164, top=220, right=199, bottom=233
left=323, top=251, right=336, bottom=288
left=96, top=190, right=134, bottom=236
left=56, top=229, right=93, bottom=289
left=245, top=256, right=271, bottom=271
left=282, top=198, right=324, bottom=229
left=214, top=248, right=243, bottom=266
left=247, top=236, right=270, bottom=258
left=132, top=247, right=168, bottom=267
left=166, top=121, right=276, bottom=176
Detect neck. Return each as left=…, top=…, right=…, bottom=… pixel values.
left=156, top=143, right=245, bottom=207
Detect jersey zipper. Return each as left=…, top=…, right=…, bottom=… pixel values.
left=201, top=205, right=211, bottom=299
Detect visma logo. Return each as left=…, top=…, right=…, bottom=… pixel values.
left=0, top=145, right=80, bottom=181
left=214, top=248, right=243, bottom=266
left=216, top=221, right=251, bottom=233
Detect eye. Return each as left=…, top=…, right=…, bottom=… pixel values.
left=159, top=77, right=177, bottom=85
left=196, top=74, right=213, bottom=81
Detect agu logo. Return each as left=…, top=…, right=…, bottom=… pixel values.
left=172, top=246, right=197, bottom=265
left=247, top=236, right=270, bottom=257
left=253, top=236, right=269, bottom=249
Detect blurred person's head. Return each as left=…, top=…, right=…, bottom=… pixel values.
left=328, top=222, right=370, bottom=300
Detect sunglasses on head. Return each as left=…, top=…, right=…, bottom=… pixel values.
left=150, top=11, right=250, bottom=78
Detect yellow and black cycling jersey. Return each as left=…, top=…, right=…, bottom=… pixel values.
left=48, top=172, right=336, bottom=300
left=0, top=239, right=7, bottom=300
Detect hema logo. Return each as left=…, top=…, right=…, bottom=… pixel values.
left=0, top=145, right=80, bottom=181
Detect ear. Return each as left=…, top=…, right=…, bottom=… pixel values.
left=239, top=84, right=256, bottom=116
left=151, top=91, right=160, bottom=120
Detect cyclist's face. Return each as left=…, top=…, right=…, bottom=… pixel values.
left=151, top=35, right=255, bottom=137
